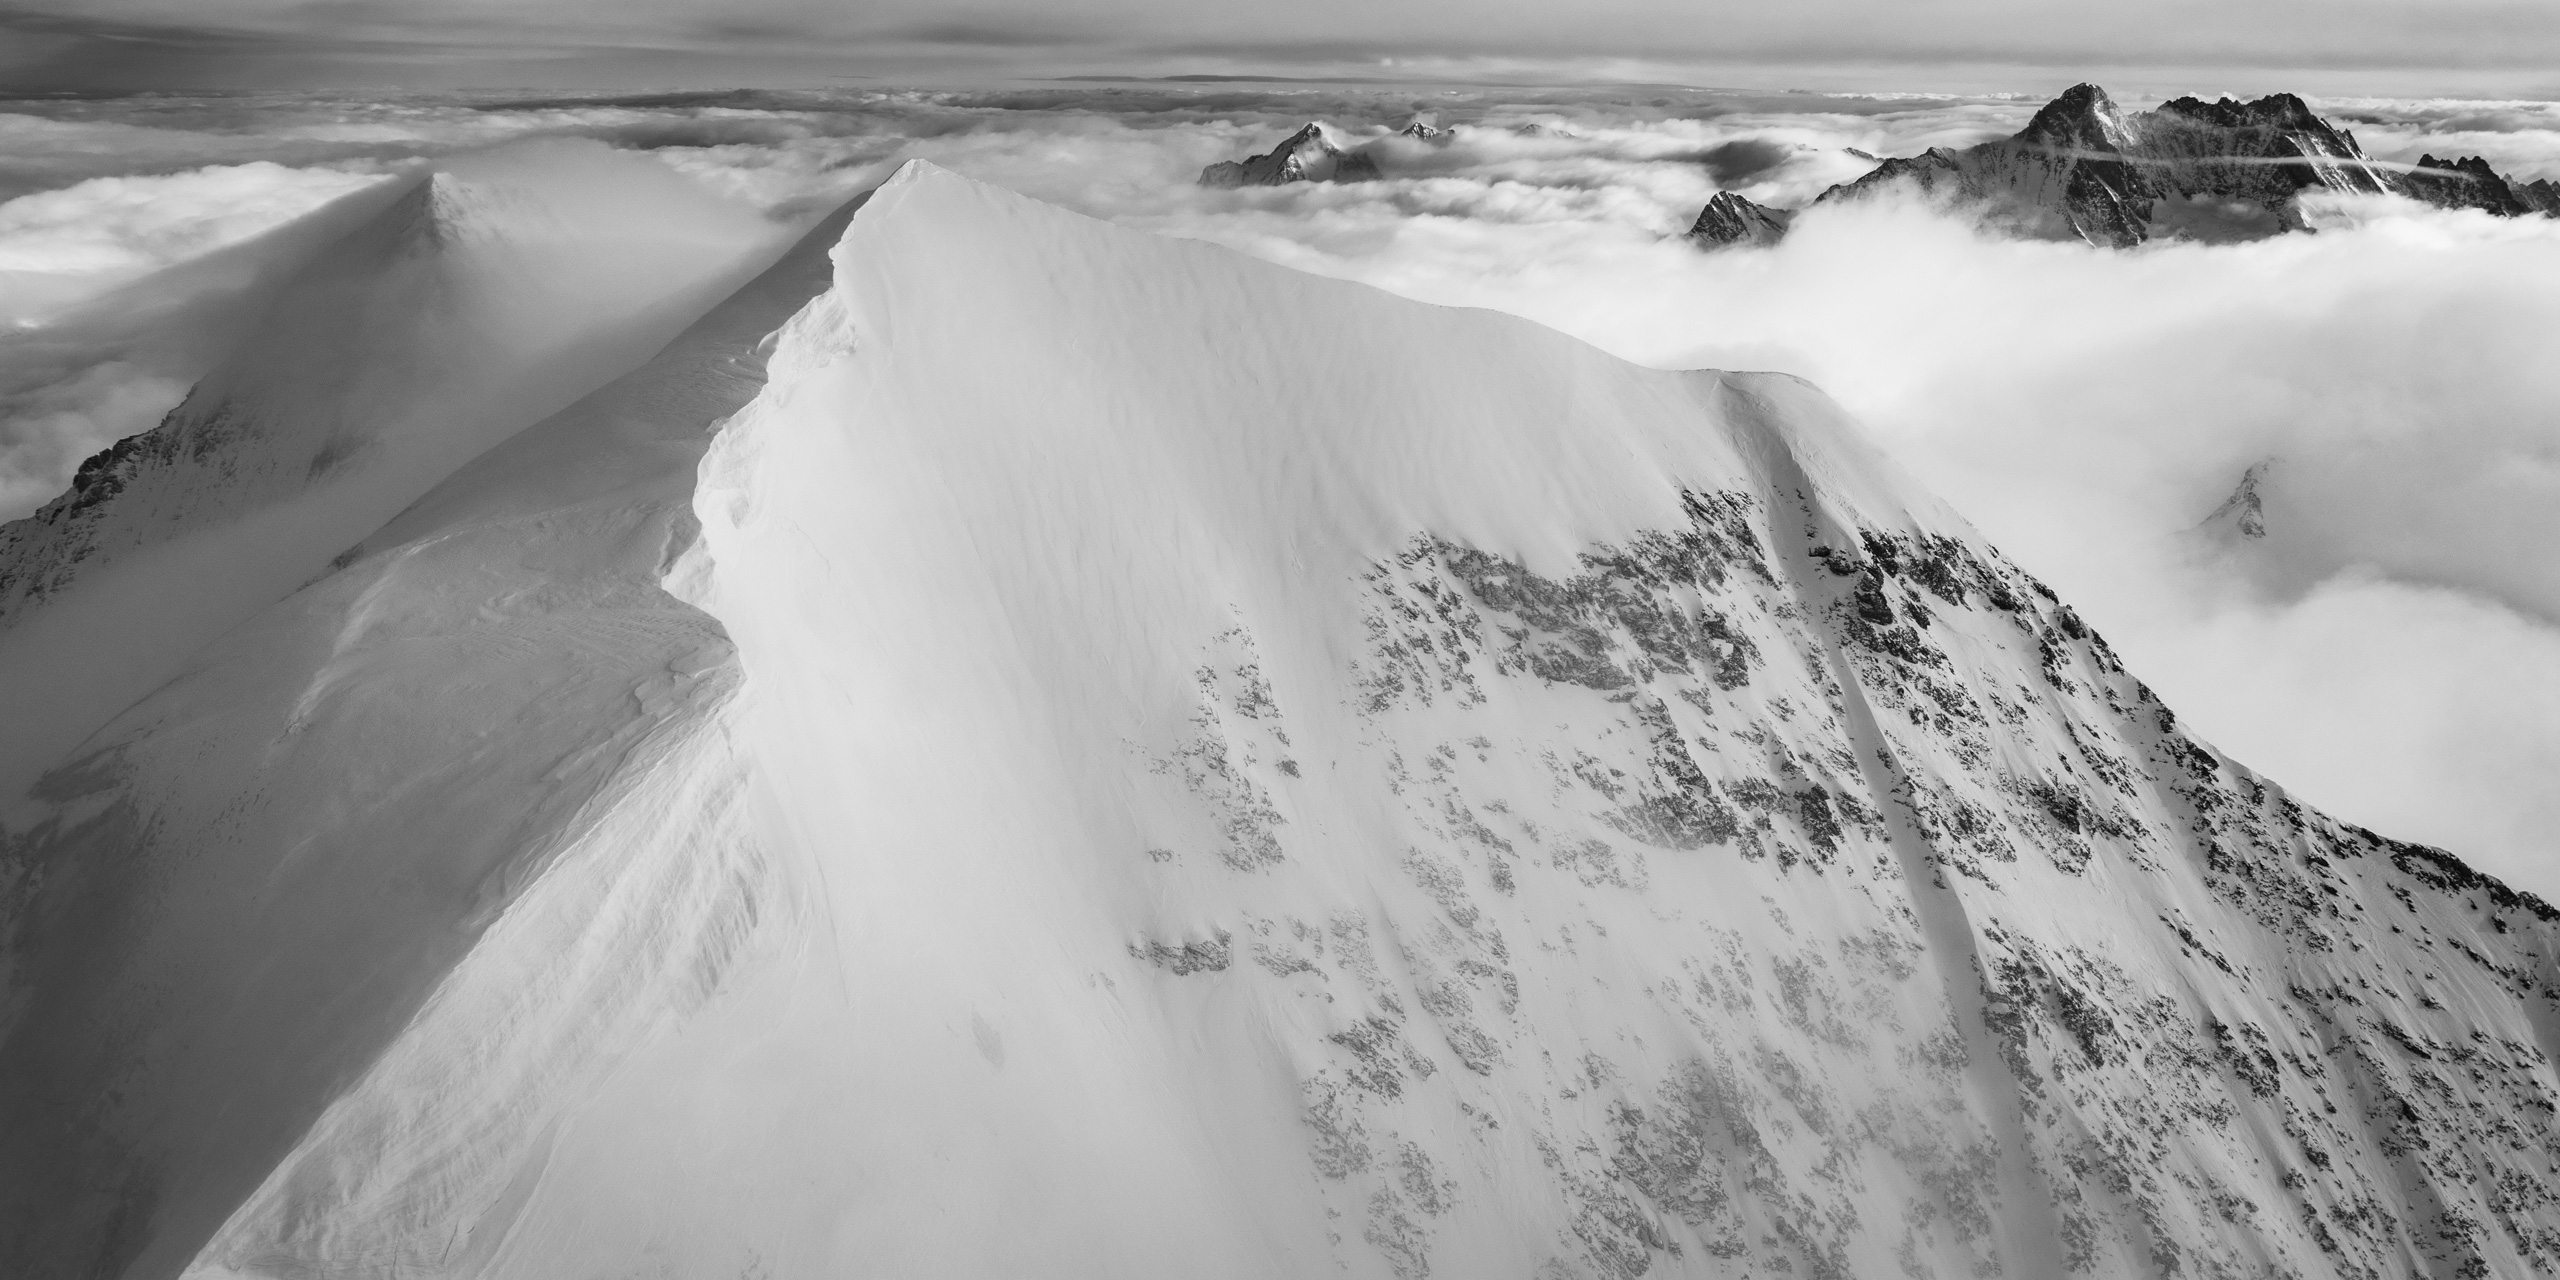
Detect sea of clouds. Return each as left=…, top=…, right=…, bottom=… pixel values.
left=4, top=82, right=2558, bottom=893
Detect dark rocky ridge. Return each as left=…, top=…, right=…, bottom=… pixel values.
left=1691, top=83, right=2560, bottom=249
left=1200, top=122, right=1383, bottom=188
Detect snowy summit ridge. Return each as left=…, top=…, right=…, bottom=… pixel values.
left=5, top=161, right=2560, bottom=1280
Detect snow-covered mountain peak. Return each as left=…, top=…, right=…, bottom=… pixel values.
left=0, top=153, right=786, bottom=801
left=7, top=160, right=2560, bottom=1280
left=2155, top=91, right=2329, bottom=136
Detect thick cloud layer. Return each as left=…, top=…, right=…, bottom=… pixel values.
left=4, top=84, right=2557, bottom=896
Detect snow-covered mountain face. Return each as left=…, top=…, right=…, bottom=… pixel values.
left=6, top=162, right=2560, bottom=1280
left=1691, top=83, right=2560, bottom=249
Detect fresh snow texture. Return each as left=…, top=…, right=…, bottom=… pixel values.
left=4, top=161, right=2559, bottom=1280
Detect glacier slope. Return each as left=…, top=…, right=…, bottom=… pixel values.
left=0, top=161, right=2554, bottom=1280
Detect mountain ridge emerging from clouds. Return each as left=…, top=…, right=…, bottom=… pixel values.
left=1198, top=121, right=1383, bottom=187
left=4, top=161, right=2560, bottom=1280
left=1691, top=82, right=2560, bottom=248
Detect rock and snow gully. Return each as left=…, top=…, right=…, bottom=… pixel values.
left=4, top=160, right=2559, bottom=1280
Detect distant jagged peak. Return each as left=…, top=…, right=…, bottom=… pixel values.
left=2196, top=458, right=2276, bottom=541
left=2015, top=82, right=2138, bottom=153
left=1687, top=190, right=1792, bottom=249
left=2154, top=91, right=2327, bottom=134
left=1199, top=121, right=1382, bottom=188
left=2404, top=152, right=2539, bottom=216
left=1779, top=80, right=2553, bottom=249
left=1398, top=116, right=1449, bottom=143
left=2415, top=153, right=2505, bottom=180
left=2142, top=91, right=2372, bottom=175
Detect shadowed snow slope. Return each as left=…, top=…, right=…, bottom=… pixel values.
left=6, top=161, right=2560, bottom=1280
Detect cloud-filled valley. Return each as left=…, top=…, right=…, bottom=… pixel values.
left=4, top=81, right=2558, bottom=897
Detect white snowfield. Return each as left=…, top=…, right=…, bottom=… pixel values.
left=5, top=161, right=2559, bottom=1280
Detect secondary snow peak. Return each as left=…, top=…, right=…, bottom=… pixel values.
left=0, top=150, right=787, bottom=804
left=0, top=187, right=865, bottom=1280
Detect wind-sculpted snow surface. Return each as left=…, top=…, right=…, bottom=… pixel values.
left=4, top=162, right=2559, bottom=1280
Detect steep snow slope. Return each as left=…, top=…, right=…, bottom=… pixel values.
left=0, top=156, right=785, bottom=801
left=5, top=162, right=2559, bottom=1280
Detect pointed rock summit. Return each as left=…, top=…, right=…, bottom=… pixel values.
left=2013, top=82, right=2138, bottom=153
left=1199, top=122, right=1382, bottom=187
left=1691, top=83, right=2558, bottom=250
left=1686, top=190, right=1793, bottom=249
left=2198, top=459, right=2275, bottom=540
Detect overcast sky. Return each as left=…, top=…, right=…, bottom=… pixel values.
left=6, top=0, right=2560, bottom=95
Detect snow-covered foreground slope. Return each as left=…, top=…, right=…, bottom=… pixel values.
left=7, top=162, right=2560, bottom=1280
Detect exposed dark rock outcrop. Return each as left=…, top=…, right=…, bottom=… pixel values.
left=1199, top=123, right=1382, bottom=188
